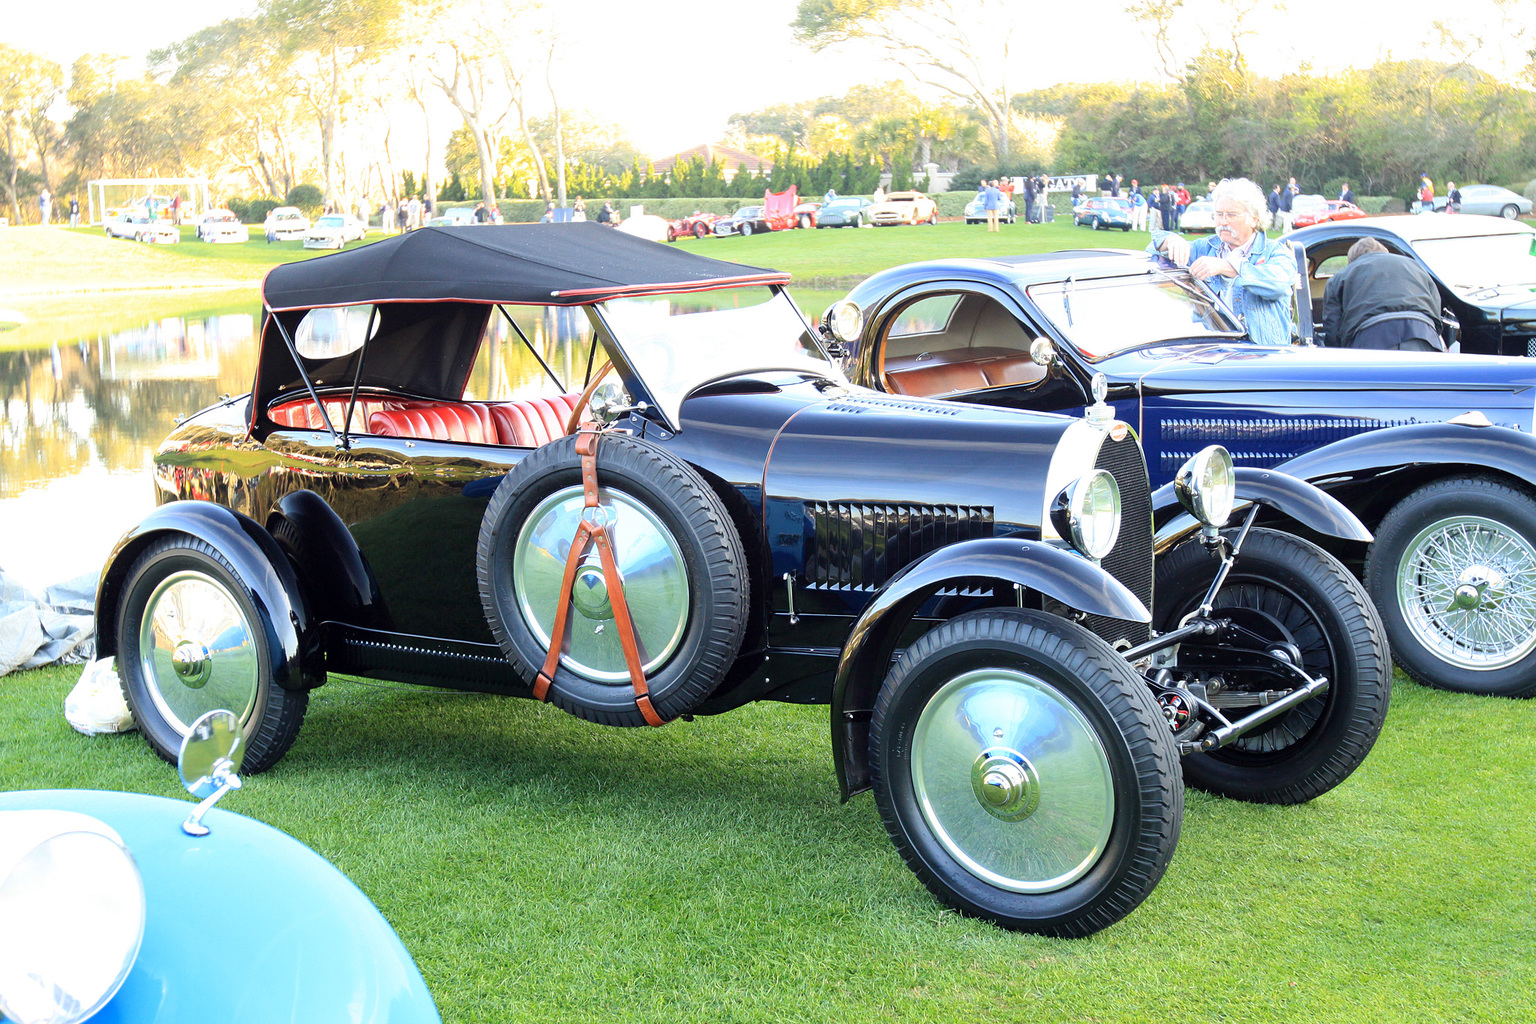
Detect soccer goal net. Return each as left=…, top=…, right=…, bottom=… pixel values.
left=86, top=178, right=212, bottom=226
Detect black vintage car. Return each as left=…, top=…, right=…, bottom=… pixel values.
left=1284, top=214, right=1536, bottom=357
left=828, top=248, right=1536, bottom=697
left=97, top=225, right=1388, bottom=937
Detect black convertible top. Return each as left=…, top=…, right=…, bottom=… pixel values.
left=261, top=222, right=790, bottom=311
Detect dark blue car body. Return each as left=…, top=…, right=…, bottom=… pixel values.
left=832, top=249, right=1536, bottom=697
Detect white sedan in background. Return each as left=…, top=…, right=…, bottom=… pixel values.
left=105, top=209, right=179, bottom=244
left=302, top=213, right=368, bottom=249
left=1177, top=200, right=1217, bottom=232
left=196, top=209, right=250, bottom=243
left=264, top=206, right=311, bottom=242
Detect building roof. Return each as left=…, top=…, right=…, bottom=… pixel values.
left=650, top=144, right=775, bottom=174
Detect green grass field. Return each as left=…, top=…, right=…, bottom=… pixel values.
left=3, top=661, right=1532, bottom=1023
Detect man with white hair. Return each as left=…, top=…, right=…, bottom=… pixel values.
left=1146, top=177, right=1297, bottom=347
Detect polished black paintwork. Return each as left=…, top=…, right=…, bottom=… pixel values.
left=838, top=253, right=1536, bottom=543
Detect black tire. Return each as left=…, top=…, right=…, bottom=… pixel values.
left=1092, top=217, right=1101, bottom=230
left=1365, top=476, right=1536, bottom=696
left=116, top=535, right=308, bottom=773
left=871, top=608, right=1182, bottom=937
left=1121, top=224, right=1131, bottom=232
left=1501, top=204, right=1519, bottom=219
left=1155, top=529, right=1390, bottom=803
left=740, top=221, right=753, bottom=237
left=477, top=433, right=747, bottom=725
left=851, top=214, right=861, bottom=228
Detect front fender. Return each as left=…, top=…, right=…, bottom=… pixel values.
left=1153, top=466, right=1373, bottom=552
left=829, top=537, right=1150, bottom=801
left=95, top=501, right=322, bottom=691
left=1276, top=421, right=1536, bottom=487
left=0, top=789, right=441, bottom=1024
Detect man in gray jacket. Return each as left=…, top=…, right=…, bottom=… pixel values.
left=1320, top=238, right=1445, bottom=351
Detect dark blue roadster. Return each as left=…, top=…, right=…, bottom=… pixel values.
left=830, top=248, right=1536, bottom=698
left=95, top=225, right=1388, bottom=938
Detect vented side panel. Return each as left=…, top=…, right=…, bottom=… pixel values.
left=806, top=502, right=994, bottom=592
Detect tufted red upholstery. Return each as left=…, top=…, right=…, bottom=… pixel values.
left=268, top=395, right=415, bottom=432
left=369, top=402, right=502, bottom=444
left=490, top=394, right=582, bottom=448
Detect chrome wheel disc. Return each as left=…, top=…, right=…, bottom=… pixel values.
left=513, top=485, right=689, bottom=681
left=911, top=668, right=1114, bottom=893
left=1396, top=514, right=1536, bottom=669
left=138, top=570, right=260, bottom=733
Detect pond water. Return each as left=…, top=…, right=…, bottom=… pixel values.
left=0, top=298, right=261, bottom=590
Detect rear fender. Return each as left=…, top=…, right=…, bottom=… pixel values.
left=266, top=490, right=388, bottom=631
left=1153, top=466, right=1373, bottom=549
left=96, top=501, right=323, bottom=691
left=829, top=537, right=1150, bottom=801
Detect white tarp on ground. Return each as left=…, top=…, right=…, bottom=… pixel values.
left=0, top=570, right=97, bottom=676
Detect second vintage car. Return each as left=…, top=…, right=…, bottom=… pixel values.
left=830, top=247, right=1536, bottom=697
left=868, top=190, right=939, bottom=226
left=1285, top=213, right=1536, bottom=356
left=1074, top=197, right=1133, bottom=231
left=96, top=225, right=1387, bottom=938
left=302, top=212, right=368, bottom=249
left=195, top=209, right=250, bottom=243
left=105, top=209, right=179, bottom=244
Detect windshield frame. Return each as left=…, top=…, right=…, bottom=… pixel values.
left=1025, top=264, right=1248, bottom=360
left=1411, top=230, right=1536, bottom=298
left=593, top=285, right=844, bottom=430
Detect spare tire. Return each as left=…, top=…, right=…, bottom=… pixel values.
left=477, top=433, right=747, bottom=726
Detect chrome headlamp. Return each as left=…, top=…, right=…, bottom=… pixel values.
left=1175, top=445, right=1236, bottom=529
left=1051, top=469, right=1122, bottom=561
left=0, top=811, right=146, bottom=1024
left=827, top=299, right=863, bottom=344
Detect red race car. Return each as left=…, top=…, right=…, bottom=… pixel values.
left=1290, top=197, right=1367, bottom=228
left=666, top=211, right=721, bottom=241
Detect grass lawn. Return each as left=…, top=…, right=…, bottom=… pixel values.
left=3, top=662, right=1532, bottom=1023
left=0, top=218, right=1140, bottom=348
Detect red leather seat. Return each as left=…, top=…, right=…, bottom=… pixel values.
left=368, top=402, right=501, bottom=444
left=490, top=394, right=582, bottom=448
left=268, top=396, right=409, bottom=432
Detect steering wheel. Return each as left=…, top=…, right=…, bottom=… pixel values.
left=565, top=359, right=615, bottom=435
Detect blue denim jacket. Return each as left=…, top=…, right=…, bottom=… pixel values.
left=1147, top=231, right=1297, bottom=346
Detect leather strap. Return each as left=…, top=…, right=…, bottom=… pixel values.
left=534, top=431, right=666, bottom=727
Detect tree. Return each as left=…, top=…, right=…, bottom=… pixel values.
left=793, top=0, right=1018, bottom=161
left=0, top=45, right=62, bottom=224
left=260, top=0, right=403, bottom=206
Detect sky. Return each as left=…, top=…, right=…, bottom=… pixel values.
left=12, top=0, right=1531, bottom=158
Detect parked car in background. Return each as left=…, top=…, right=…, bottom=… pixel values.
left=830, top=247, right=1536, bottom=697
left=1285, top=214, right=1536, bottom=357
left=93, top=223, right=1387, bottom=938
left=867, top=190, right=938, bottom=226
left=196, top=209, right=249, bottom=243
left=814, top=196, right=874, bottom=228
left=1431, top=184, right=1532, bottom=219
left=712, top=205, right=767, bottom=237
left=427, top=206, right=476, bottom=227
left=615, top=212, right=672, bottom=244
left=1177, top=200, right=1216, bottom=232
left=264, top=206, right=311, bottom=242
left=666, top=211, right=719, bottom=241
left=302, top=213, right=368, bottom=250
left=1289, top=198, right=1367, bottom=228
left=964, top=195, right=1018, bottom=224
left=105, top=209, right=179, bottom=244
left=1073, top=197, right=1133, bottom=231
left=793, top=200, right=820, bottom=229
left=0, top=711, right=441, bottom=1024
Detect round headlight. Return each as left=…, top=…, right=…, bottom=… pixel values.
left=828, top=299, right=863, bottom=343
left=0, top=811, right=146, bottom=1024
left=1052, top=469, right=1122, bottom=561
left=1175, top=445, right=1236, bottom=528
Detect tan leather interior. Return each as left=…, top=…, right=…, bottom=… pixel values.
left=883, top=293, right=1046, bottom=396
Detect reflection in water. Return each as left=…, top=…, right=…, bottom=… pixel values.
left=0, top=306, right=258, bottom=588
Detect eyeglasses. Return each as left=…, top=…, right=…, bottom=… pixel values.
left=1212, top=209, right=1246, bottom=220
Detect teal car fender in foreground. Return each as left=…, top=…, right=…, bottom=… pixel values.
left=0, top=789, right=440, bottom=1024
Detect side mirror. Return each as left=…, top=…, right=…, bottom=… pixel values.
left=177, top=710, right=245, bottom=837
